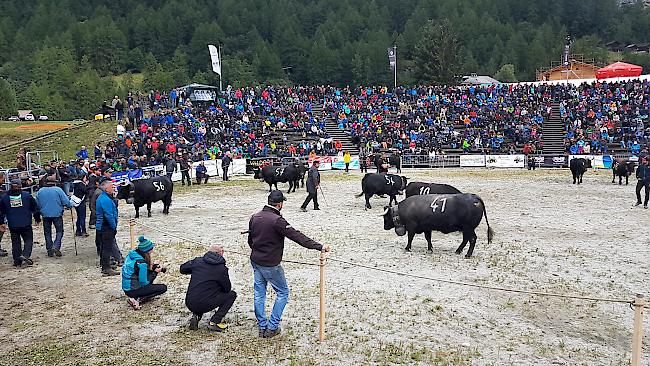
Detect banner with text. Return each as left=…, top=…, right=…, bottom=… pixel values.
left=460, top=155, right=486, bottom=167
left=485, top=155, right=525, bottom=168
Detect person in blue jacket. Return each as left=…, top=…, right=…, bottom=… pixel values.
left=635, top=155, right=650, bottom=209
left=0, top=180, right=41, bottom=267
left=36, top=176, right=72, bottom=257
left=122, top=236, right=167, bottom=310
left=95, top=180, right=121, bottom=276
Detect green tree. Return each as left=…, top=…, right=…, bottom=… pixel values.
left=494, top=64, right=518, bottom=83
left=0, top=78, right=17, bottom=118
left=414, top=19, right=462, bottom=85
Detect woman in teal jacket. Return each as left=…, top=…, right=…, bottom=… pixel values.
left=121, top=236, right=167, bottom=310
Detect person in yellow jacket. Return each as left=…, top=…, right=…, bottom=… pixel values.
left=343, top=151, right=351, bottom=173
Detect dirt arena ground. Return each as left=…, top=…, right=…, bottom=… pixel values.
left=0, top=168, right=648, bottom=365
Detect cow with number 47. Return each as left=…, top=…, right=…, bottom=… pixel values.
left=381, top=193, right=494, bottom=258
left=117, top=176, right=174, bottom=218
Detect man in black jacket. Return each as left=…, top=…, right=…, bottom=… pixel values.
left=0, top=180, right=41, bottom=267
left=180, top=245, right=237, bottom=332
left=179, top=156, right=192, bottom=186
left=248, top=190, right=330, bottom=338
left=300, top=160, right=320, bottom=212
left=221, top=153, right=232, bottom=181
left=165, top=154, right=177, bottom=180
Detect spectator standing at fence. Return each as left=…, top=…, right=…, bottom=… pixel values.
left=221, top=153, right=232, bottom=181
left=248, top=190, right=330, bottom=338
left=635, top=155, right=650, bottom=209
left=72, top=174, right=90, bottom=237
left=300, top=160, right=320, bottom=212
left=180, top=244, right=237, bottom=332
left=36, top=176, right=73, bottom=257
left=343, top=151, right=351, bottom=173
left=122, top=236, right=168, bottom=310
left=0, top=180, right=41, bottom=267
left=165, top=155, right=177, bottom=180
left=195, top=161, right=208, bottom=184
left=96, top=180, right=121, bottom=276
left=179, top=156, right=192, bottom=186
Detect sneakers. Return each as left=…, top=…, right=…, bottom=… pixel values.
left=207, top=322, right=228, bottom=332
left=54, top=249, right=62, bottom=257
left=264, top=327, right=281, bottom=338
left=635, top=202, right=641, bottom=206
left=102, top=268, right=120, bottom=277
left=259, top=328, right=266, bottom=338
left=89, top=225, right=95, bottom=230
left=47, top=249, right=54, bottom=257
left=314, top=207, right=320, bottom=210
left=0, top=249, right=8, bottom=257
left=127, top=298, right=141, bottom=310
left=300, top=207, right=307, bottom=212
left=189, top=314, right=202, bottom=331
left=20, top=256, right=33, bottom=266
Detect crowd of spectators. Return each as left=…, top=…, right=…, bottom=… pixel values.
left=327, top=79, right=649, bottom=155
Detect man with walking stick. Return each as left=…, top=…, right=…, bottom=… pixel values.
left=248, top=190, right=330, bottom=338
left=300, top=160, right=320, bottom=212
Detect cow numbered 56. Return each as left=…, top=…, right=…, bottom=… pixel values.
left=117, top=176, right=174, bottom=218
left=356, top=173, right=408, bottom=209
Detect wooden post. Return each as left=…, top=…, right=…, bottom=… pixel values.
left=129, top=219, right=136, bottom=249
left=631, top=294, right=646, bottom=366
left=319, top=250, right=326, bottom=342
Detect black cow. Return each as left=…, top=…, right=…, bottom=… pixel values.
left=612, top=159, right=635, bottom=185
left=254, top=165, right=300, bottom=193
left=381, top=193, right=494, bottom=258
left=405, top=182, right=462, bottom=198
left=117, top=176, right=173, bottom=218
left=570, top=158, right=588, bottom=184
left=355, top=173, right=408, bottom=209
left=294, top=160, right=306, bottom=188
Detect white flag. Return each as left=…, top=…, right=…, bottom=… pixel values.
left=208, top=44, right=221, bottom=76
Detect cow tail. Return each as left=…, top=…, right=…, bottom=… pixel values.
left=355, top=174, right=367, bottom=198
left=478, top=196, right=494, bottom=244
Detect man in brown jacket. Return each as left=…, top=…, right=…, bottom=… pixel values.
left=248, top=190, right=330, bottom=338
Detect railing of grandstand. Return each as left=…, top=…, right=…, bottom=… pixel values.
left=401, top=155, right=461, bottom=168
left=26, top=150, right=59, bottom=172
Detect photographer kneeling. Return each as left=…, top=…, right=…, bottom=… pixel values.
left=122, top=236, right=167, bottom=310
left=180, top=245, right=237, bottom=332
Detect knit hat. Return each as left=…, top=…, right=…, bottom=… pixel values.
left=137, top=236, right=155, bottom=253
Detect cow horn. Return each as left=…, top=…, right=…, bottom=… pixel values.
left=379, top=207, right=390, bottom=216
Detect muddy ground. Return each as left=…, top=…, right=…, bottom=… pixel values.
left=0, top=168, right=648, bottom=366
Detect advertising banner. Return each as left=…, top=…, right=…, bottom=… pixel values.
left=330, top=156, right=360, bottom=170
left=308, top=156, right=334, bottom=171
left=459, top=155, right=486, bottom=167
left=569, top=155, right=613, bottom=169
left=485, top=155, right=525, bottom=168
left=246, top=158, right=275, bottom=174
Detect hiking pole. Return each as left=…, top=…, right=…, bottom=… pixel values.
left=69, top=209, right=78, bottom=256
left=319, top=185, right=329, bottom=206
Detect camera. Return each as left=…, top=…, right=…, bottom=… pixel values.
left=152, top=263, right=167, bottom=273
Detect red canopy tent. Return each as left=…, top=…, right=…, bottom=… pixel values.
left=596, top=61, right=643, bottom=79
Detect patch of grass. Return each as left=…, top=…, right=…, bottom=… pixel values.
left=0, top=121, right=116, bottom=167
left=0, top=342, right=77, bottom=366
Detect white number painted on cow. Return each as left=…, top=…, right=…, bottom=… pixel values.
left=430, top=197, right=447, bottom=213
left=384, top=175, right=395, bottom=185
left=419, top=187, right=430, bottom=195
left=276, top=168, right=284, bottom=176
left=153, top=181, right=165, bottom=192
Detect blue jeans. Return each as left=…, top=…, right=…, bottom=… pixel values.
left=43, top=216, right=64, bottom=251
left=75, top=203, right=87, bottom=234
left=251, top=261, right=289, bottom=331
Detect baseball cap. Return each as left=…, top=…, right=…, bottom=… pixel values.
left=268, top=190, right=287, bottom=204
left=10, top=179, right=21, bottom=186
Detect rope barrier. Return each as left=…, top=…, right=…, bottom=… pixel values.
left=327, top=257, right=632, bottom=304
left=132, top=219, right=630, bottom=304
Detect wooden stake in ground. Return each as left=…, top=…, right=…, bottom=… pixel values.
left=631, top=294, right=646, bottom=366
left=129, top=219, right=136, bottom=249
left=319, top=250, right=327, bottom=342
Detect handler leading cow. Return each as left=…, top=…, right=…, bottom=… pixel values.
left=381, top=193, right=494, bottom=258
left=117, top=176, right=173, bottom=218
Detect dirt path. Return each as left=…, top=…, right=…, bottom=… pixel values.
left=0, top=168, right=648, bottom=365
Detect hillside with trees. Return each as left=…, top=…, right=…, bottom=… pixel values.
left=0, top=0, right=649, bottom=119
